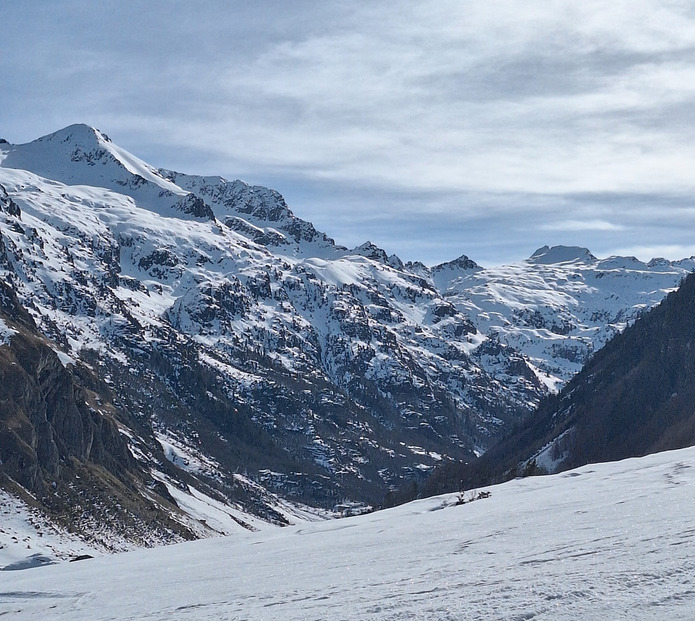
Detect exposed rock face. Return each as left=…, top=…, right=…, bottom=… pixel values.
left=0, top=279, right=305, bottom=548
left=0, top=184, right=21, bottom=218
left=0, top=280, right=195, bottom=546
left=162, top=170, right=338, bottom=248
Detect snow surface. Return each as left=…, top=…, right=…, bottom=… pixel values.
left=0, top=317, right=15, bottom=345
left=0, top=490, right=98, bottom=570
left=0, top=124, right=185, bottom=199
left=3, top=447, right=695, bottom=620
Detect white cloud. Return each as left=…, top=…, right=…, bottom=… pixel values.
left=539, top=220, right=626, bottom=232
left=169, top=1, right=695, bottom=198
left=3, top=0, right=695, bottom=264
left=610, top=244, right=695, bottom=262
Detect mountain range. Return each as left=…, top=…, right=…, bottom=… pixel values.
left=1, top=124, right=693, bottom=550
left=424, top=268, right=695, bottom=495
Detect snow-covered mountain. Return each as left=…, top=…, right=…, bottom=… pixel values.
left=3, top=446, right=695, bottom=620
left=469, top=269, right=695, bottom=483
left=0, top=124, right=693, bottom=544
left=433, top=244, right=695, bottom=390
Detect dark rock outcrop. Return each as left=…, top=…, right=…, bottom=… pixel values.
left=0, top=280, right=194, bottom=544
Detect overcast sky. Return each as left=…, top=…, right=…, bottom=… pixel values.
left=3, top=1, right=695, bottom=266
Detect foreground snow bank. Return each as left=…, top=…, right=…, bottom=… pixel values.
left=3, top=446, right=695, bottom=620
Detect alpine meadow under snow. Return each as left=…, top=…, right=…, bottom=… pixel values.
left=2, top=447, right=695, bottom=620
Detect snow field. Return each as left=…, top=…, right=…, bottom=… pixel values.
left=2, top=446, right=695, bottom=620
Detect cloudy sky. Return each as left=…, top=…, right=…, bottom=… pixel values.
left=4, top=1, right=695, bottom=266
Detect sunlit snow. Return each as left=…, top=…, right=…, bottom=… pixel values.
left=0, top=317, right=15, bottom=345
left=3, top=447, right=695, bottom=620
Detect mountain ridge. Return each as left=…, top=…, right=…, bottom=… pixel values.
left=1, top=124, right=693, bottom=551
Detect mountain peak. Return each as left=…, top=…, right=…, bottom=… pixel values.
left=36, top=124, right=111, bottom=147
left=350, top=241, right=389, bottom=263
left=433, top=254, right=481, bottom=273
left=2, top=123, right=122, bottom=175
left=0, top=124, right=190, bottom=215
left=528, top=245, right=597, bottom=265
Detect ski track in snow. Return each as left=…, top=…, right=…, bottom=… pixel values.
left=2, top=447, right=695, bottom=620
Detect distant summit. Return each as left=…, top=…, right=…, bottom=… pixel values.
left=44, top=123, right=111, bottom=143
left=528, top=245, right=597, bottom=265
left=433, top=254, right=481, bottom=273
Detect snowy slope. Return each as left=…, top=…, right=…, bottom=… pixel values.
left=0, top=125, right=180, bottom=193
left=3, top=447, right=695, bottom=620
left=433, top=245, right=695, bottom=388
left=0, top=138, right=538, bottom=509
left=161, top=169, right=345, bottom=258
left=0, top=125, right=210, bottom=219
left=0, top=490, right=99, bottom=571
